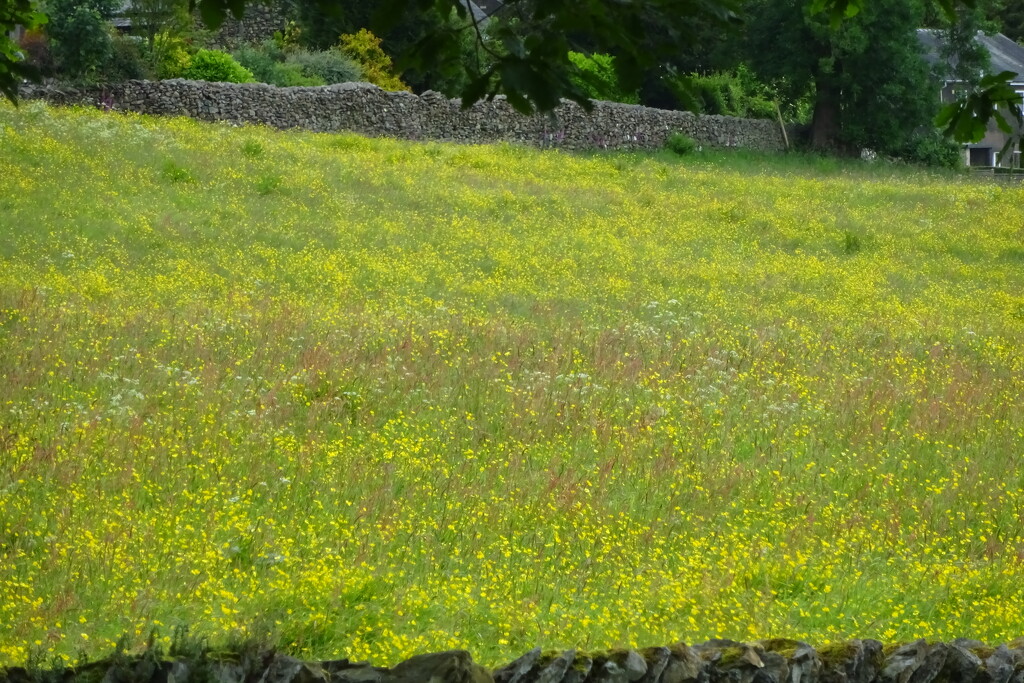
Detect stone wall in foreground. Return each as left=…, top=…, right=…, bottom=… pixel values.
left=19, top=80, right=796, bottom=152
left=2, top=638, right=1023, bottom=683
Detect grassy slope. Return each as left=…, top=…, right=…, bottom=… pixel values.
left=1, top=102, right=1023, bottom=667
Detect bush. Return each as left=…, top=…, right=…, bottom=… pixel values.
left=17, top=30, right=56, bottom=77
left=270, top=62, right=325, bottom=86
left=896, top=130, right=964, bottom=169
left=234, top=43, right=348, bottom=87
left=338, top=29, right=409, bottom=92
left=106, top=35, right=148, bottom=81
left=148, top=32, right=193, bottom=79
left=181, top=49, right=255, bottom=83
left=666, top=132, right=698, bottom=155
left=567, top=51, right=639, bottom=104
left=233, top=42, right=284, bottom=83
left=286, top=48, right=361, bottom=84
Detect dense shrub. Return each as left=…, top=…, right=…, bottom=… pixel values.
left=182, top=49, right=255, bottom=83
left=338, top=29, right=409, bottom=91
left=567, top=51, right=639, bottom=104
left=234, top=43, right=357, bottom=87
left=896, top=130, right=964, bottom=169
left=271, top=62, right=325, bottom=86
left=106, top=35, right=148, bottom=81
left=287, top=48, right=361, bottom=84
left=666, top=132, right=698, bottom=155
left=233, top=42, right=285, bottom=83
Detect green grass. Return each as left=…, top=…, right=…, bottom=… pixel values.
left=1, top=102, right=1023, bottom=667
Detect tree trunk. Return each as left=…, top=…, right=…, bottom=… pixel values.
left=810, top=77, right=841, bottom=150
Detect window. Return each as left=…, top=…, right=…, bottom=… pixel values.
left=969, top=147, right=993, bottom=167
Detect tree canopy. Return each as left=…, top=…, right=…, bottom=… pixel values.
left=747, top=0, right=938, bottom=152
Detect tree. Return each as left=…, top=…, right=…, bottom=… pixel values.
left=992, top=0, right=1024, bottom=41
left=747, top=0, right=937, bottom=152
left=45, top=0, right=121, bottom=80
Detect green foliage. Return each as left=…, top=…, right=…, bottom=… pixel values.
left=160, top=159, right=194, bottom=182
left=666, top=131, right=698, bottom=155
left=842, top=229, right=862, bottom=254
left=106, top=35, right=148, bottom=81
left=233, top=42, right=359, bottom=86
left=126, top=0, right=190, bottom=51
left=240, top=139, right=264, bottom=157
left=897, top=129, right=964, bottom=168
left=283, top=0, right=473, bottom=95
left=272, top=61, right=325, bottom=86
left=181, top=49, right=255, bottom=83
left=45, top=0, right=119, bottom=81
left=254, top=173, right=283, bottom=194
left=232, top=40, right=283, bottom=81
left=993, top=0, right=1024, bottom=41
left=148, top=31, right=193, bottom=79
left=1, top=0, right=48, bottom=103
left=273, top=20, right=305, bottom=51
left=286, top=48, right=361, bottom=84
left=748, top=0, right=938, bottom=153
left=667, top=67, right=781, bottom=120
left=338, top=28, right=409, bottom=91
left=567, top=52, right=640, bottom=104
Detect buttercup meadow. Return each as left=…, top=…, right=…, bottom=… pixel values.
left=1, top=103, right=1023, bottom=667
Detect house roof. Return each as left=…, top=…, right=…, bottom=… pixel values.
left=918, top=28, right=1024, bottom=83
left=460, top=0, right=504, bottom=23
left=461, top=0, right=488, bottom=23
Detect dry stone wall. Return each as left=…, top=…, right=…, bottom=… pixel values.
left=19, top=80, right=796, bottom=153
left=2, top=639, right=1023, bottom=683
left=201, top=2, right=287, bottom=49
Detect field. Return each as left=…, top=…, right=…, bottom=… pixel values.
left=1, top=102, right=1023, bottom=668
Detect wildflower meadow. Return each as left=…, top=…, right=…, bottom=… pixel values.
left=1, top=103, right=1023, bottom=667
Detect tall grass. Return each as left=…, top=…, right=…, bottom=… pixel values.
left=1, top=102, right=1023, bottom=667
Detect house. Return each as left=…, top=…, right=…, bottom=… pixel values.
left=918, top=29, right=1024, bottom=168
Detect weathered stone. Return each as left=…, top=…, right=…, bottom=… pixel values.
left=209, top=660, right=247, bottom=683
left=981, top=645, right=1016, bottom=683
left=879, top=641, right=932, bottom=683
left=492, top=648, right=541, bottom=683
left=323, top=659, right=388, bottom=683
left=535, top=650, right=576, bottom=683
left=563, top=655, right=593, bottom=683
left=591, top=660, right=629, bottom=683
left=662, top=645, right=708, bottom=683
left=819, top=640, right=882, bottom=683
left=389, top=650, right=492, bottom=683
left=754, top=650, right=789, bottom=683
left=908, top=643, right=950, bottom=683
left=789, top=644, right=822, bottom=683
left=952, top=640, right=987, bottom=651
left=622, top=651, right=649, bottom=681
left=942, top=644, right=982, bottom=683
left=258, top=656, right=330, bottom=683
left=639, top=647, right=671, bottom=683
